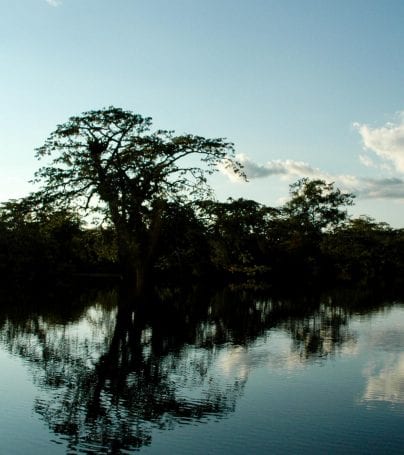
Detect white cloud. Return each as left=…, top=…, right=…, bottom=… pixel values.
left=219, top=153, right=404, bottom=200
left=359, top=154, right=376, bottom=168
left=46, top=0, right=62, bottom=6
left=218, top=111, right=404, bottom=203
left=217, top=157, right=245, bottom=182
left=220, top=153, right=329, bottom=182
left=354, top=114, right=404, bottom=173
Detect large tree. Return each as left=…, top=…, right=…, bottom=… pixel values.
left=33, top=107, right=242, bottom=292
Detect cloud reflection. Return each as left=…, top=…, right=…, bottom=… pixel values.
left=216, top=333, right=304, bottom=380
left=216, top=317, right=357, bottom=381
left=362, top=354, right=404, bottom=405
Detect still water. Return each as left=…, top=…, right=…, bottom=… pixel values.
left=0, top=285, right=403, bottom=454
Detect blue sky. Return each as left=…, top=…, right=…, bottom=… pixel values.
left=2, top=0, right=404, bottom=225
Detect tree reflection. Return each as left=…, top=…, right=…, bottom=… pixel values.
left=286, top=304, right=354, bottom=359
left=0, top=284, right=386, bottom=453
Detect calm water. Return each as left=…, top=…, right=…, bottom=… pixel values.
left=0, top=286, right=403, bottom=454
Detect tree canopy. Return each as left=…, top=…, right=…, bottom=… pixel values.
left=33, top=107, right=243, bottom=292
left=283, top=178, right=355, bottom=233
left=4, top=107, right=404, bottom=290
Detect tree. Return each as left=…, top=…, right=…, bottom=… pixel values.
left=322, top=216, right=396, bottom=282
left=0, top=198, right=84, bottom=279
left=283, top=178, right=355, bottom=234
left=266, top=179, right=355, bottom=280
left=199, top=198, right=274, bottom=276
left=33, top=107, right=243, bottom=293
left=154, top=201, right=211, bottom=279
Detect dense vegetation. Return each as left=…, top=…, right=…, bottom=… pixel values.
left=1, top=107, right=404, bottom=291
left=1, top=176, right=403, bottom=289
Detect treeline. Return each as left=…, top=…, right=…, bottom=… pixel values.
left=1, top=178, right=404, bottom=288
left=2, top=107, right=404, bottom=292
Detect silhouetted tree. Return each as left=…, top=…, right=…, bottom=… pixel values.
left=322, top=216, right=398, bottom=283
left=0, top=198, right=84, bottom=279
left=269, top=179, right=355, bottom=279
left=283, top=178, right=354, bottom=234
left=33, top=107, right=243, bottom=293
left=155, top=201, right=211, bottom=279
left=200, top=198, right=274, bottom=278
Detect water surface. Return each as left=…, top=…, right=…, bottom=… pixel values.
left=0, top=286, right=403, bottom=453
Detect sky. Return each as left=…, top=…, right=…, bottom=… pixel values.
left=2, top=0, right=404, bottom=226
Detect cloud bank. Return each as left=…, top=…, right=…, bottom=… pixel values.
left=220, top=153, right=404, bottom=200
left=230, top=154, right=328, bottom=180
left=218, top=154, right=328, bottom=183
left=355, top=114, right=404, bottom=173
left=219, top=113, right=404, bottom=202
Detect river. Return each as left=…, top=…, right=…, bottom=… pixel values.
left=0, top=285, right=403, bottom=453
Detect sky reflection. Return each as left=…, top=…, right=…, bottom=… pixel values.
left=362, top=353, right=404, bottom=405
left=1, top=287, right=404, bottom=453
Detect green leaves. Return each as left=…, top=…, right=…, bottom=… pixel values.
left=284, top=178, right=355, bottom=233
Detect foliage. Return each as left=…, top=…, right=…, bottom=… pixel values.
left=283, top=178, right=355, bottom=234
left=32, top=106, right=243, bottom=290
left=1, top=106, right=403, bottom=289
left=0, top=197, right=116, bottom=280
left=154, top=201, right=211, bottom=278
left=199, top=198, right=274, bottom=277
left=321, top=216, right=400, bottom=283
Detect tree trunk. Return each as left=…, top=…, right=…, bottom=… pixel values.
left=135, top=262, right=147, bottom=296
left=118, top=249, right=150, bottom=299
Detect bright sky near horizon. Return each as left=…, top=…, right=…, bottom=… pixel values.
left=2, top=0, right=404, bottom=226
